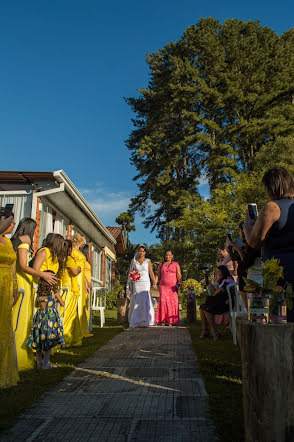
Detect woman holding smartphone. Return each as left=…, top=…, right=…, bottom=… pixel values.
left=244, top=167, right=294, bottom=320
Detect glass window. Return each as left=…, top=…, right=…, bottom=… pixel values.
left=92, top=246, right=102, bottom=284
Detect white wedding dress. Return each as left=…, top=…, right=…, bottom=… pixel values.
left=128, top=258, right=155, bottom=328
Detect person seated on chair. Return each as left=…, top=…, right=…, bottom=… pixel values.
left=199, top=265, right=234, bottom=340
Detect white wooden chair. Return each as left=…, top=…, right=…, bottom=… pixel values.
left=226, top=283, right=247, bottom=345
left=91, top=287, right=107, bottom=328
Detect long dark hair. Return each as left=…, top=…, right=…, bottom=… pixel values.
left=43, top=233, right=67, bottom=277
left=11, top=217, right=37, bottom=253
left=262, top=167, right=294, bottom=200
left=217, top=265, right=233, bottom=282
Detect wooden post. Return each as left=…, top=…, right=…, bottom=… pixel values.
left=236, top=320, right=294, bottom=442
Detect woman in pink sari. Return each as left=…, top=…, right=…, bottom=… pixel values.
left=155, top=250, right=182, bottom=326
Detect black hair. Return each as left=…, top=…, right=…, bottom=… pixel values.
left=137, top=244, right=147, bottom=252
left=217, top=265, right=232, bottom=282
left=11, top=217, right=37, bottom=253
left=164, top=249, right=174, bottom=261
left=81, top=244, right=89, bottom=261
left=38, top=270, right=58, bottom=296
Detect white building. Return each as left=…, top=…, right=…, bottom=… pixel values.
left=0, top=170, right=124, bottom=290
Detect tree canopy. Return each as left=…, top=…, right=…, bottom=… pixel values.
left=125, top=18, right=294, bottom=274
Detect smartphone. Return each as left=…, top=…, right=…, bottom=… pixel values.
left=4, top=203, right=14, bottom=217
left=247, top=203, right=258, bottom=220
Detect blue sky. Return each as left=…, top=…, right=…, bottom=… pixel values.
left=0, top=0, right=293, bottom=245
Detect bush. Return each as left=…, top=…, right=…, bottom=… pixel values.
left=105, top=283, right=123, bottom=309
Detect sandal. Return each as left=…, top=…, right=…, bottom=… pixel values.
left=200, top=329, right=210, bottom=339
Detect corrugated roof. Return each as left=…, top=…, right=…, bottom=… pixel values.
left=107, top=226, right=123, bottom=239
left=107, top=227, right=126, bottom=256
left=0, top=171, right=54, bottom=183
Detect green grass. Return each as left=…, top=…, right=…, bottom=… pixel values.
left=0, top=309, right=124, bottom=432
left=185, top=312, right=244, bottom=442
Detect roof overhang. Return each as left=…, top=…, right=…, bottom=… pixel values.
left=52, top=170, right=116, bottom=246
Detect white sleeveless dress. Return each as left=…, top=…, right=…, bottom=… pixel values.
left=128, top=258, right=155, bottom=328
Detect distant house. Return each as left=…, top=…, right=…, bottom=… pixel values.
left=0, top=170, right=125, bottom=291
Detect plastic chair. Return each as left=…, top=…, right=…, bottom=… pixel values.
left=91, top=287, right=107, bottom=327
left=226, top=283, right=247, bottom=345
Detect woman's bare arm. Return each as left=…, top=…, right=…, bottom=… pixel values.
left=244, top=202, right=280, bottom=248
left=148, top=260, right=157, bottom=288
left=68, top=266, right=81, bottom=277
left=18, top=246, right=57, bottom=284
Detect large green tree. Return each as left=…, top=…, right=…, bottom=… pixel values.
left=126, top=18, right=294, bottom=241
left=115, top=211, right=135, bottom=246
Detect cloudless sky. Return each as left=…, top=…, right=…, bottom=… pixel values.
left=0, top=0, right=293, bottom=244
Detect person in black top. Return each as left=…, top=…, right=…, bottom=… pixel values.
left=244, top=167, right=294, bottom=321
left=200, top=265, right=234, bottom=340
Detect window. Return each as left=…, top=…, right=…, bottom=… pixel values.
left=92, top=246, right=102, bottom=285
left=105, top=256, right=112, bottom=292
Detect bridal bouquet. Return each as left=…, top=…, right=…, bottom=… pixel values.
left=129, top=269, right=141, bottom=282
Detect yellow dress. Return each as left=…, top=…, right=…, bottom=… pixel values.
left=39, top=247, right=59, bottom=274
left=12, top=243, right=34, bottom=371
left=0, top=237, right=19, bottom=388
left=84, top=261, right=92, bottom=323
left=60, top=256, right=82, bottom=347
left=72, top=248, right=92, bottom=337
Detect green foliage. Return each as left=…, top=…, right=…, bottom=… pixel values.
left=187, top=321, right=243, bottom=441
left=106, top=283, right=123, bottom=309
left=126, top=17, right=294, bottom=250
left=115, top=211, right=135, bottom=246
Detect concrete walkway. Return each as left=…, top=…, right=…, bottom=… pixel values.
left=2, top=327, right=216, bottom=441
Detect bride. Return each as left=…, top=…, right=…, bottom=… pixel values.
left=126, top=245, right=157, bottom=328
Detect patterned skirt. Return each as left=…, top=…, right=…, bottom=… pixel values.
left=26, top=295, right=65, bottom=352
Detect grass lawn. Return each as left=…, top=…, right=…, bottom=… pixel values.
left=0, top=309, right=124, bottom=432
left=185, top=311, right=244, bottom=442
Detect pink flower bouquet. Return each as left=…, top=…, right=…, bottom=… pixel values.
left=129, top=270, right=141, bottom=282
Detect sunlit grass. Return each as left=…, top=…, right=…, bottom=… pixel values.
left=184, top=311, right=244, bottom=442
left=0, top=309, right=124, bottom=431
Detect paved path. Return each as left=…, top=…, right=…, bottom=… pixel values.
left=2, top=327, right=216, bottom=441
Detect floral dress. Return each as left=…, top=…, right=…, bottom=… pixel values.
left=26, top=294, right=65, bottom=351
left=26, top=248, right=65, bottom=352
